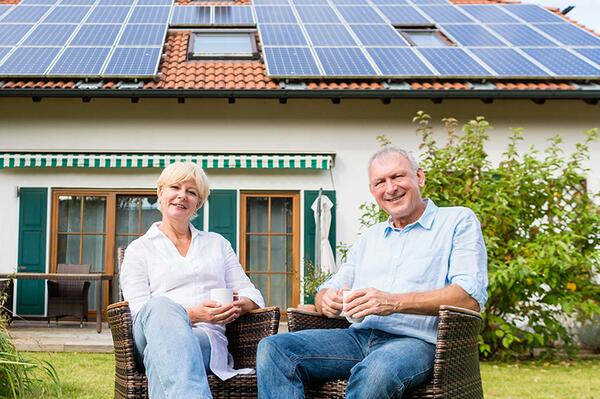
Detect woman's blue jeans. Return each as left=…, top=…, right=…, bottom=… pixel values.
left=133, top=296, right=212, bottom=399
left=256, top=328, right=435, bottom=399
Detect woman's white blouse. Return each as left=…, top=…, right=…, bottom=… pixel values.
left=120, top=222, right=265, bottom=380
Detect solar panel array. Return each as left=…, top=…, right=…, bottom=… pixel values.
left=0, top=0, right=171, bottom=78
left=1, top=0, right=600, bottom=80
left=258, top=2, right=600, bottom=79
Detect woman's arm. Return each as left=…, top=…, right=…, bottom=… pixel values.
left=119, top=240, right=151, bottom=317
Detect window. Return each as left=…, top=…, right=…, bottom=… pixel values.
left=399, top=28, right=450, bottom=47
left=189, top=31, right=258, bottom=60
left=240, top=192, right=300, bottom=312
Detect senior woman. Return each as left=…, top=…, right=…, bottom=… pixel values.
left=120, top=162, right=264, bottom=399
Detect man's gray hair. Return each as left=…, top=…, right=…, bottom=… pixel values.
left=368, top=147, right=420, bottom=172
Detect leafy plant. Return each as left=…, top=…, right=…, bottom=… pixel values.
left=0, top=288, right=62, bottom=398
left=302, top=259, right=332, bottom=304
left=358, top=111, right=600, bottom=358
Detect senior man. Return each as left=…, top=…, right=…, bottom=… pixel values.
left=256, top=147, right=488, bottom=399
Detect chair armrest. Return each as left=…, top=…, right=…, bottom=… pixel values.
left=287, top=308, right=350, bottom=332
left=82, top=281, right=91, bottom=297
left=107, top=301, right=141, bottom=373
left=225, top=306, right=281, bottom=369
left=47, top=280, right=59, bottom=297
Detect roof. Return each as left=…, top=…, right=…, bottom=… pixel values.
left=0, top=0, right=599, bottom=100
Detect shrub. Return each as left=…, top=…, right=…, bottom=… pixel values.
left=302, top=260, right=332, bottom=304
left=358, top=111, right=600, bottom=358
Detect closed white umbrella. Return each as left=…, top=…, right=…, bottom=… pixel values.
left=311, top=192, right=336, bottom=274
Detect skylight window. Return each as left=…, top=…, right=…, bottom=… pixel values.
left=398, top=28, right=451, bottom=47
left=189, top=31, right=258, bottom=60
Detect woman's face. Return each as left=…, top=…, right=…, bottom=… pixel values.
left=158, top=179, right=201, bottom=223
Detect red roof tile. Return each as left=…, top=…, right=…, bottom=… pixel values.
left=0, top=0, right=598, bottom=95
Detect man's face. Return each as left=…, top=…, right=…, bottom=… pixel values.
left=368, top=153, right=425, bottom=228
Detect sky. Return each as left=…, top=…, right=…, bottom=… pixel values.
left=519, top=0, right=600, bottom=32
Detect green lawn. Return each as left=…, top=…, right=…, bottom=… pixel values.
left=26, top=352, right=600, bottom=399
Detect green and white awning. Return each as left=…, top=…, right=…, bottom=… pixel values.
left=0, top=153, right=334, bottom=170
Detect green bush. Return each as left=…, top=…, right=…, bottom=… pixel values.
left=358, top=111, right=600, bottom=358
left=302, top=260, right=332, bottom=305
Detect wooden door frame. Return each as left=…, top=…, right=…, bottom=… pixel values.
left=239, top=191, right=300, bottom=310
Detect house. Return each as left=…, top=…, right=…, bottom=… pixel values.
left=0, top=0, right=599, bottom=319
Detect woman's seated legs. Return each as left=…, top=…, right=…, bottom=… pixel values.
left=133, top=296, right=212, bottom=399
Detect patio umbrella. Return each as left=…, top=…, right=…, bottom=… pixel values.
left=311, top=192, right=337, bottom=274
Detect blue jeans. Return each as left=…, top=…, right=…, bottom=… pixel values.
left=256, top=328, right=435, bottom=399
left=133, top=296, right=212, bottom=399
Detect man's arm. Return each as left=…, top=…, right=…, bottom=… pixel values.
left=343, top=284, right=479, bottom=320
left=315, top=287, right=343, bottom=317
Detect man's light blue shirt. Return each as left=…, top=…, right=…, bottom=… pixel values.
left=319, top=199, right=488, bottom=344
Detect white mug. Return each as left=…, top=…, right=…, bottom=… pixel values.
left=210, top=288, right=233, bottom=306
left=342, top=290, right=364, bottom=323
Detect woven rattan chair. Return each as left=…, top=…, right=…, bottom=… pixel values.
left=108, top=302, right=280, bottom=399
left=47, top=264, right=91, bottom=328
left=287, top=305, right=483, bottom=399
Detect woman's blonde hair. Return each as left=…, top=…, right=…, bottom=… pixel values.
left=156, top=162, right=210, bottom=213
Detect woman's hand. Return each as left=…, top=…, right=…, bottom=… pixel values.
left=187, top=300, right=240, bottom=325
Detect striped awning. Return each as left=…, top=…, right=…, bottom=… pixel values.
left=0, top=152, right=334, bottom=170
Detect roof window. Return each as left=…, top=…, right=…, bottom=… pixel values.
left=398, top=28, right=450, bottom=47
left=189, top=31, right=258, bottom=60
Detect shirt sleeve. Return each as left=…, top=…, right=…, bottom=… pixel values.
left=119, top=239, right=151, bottom=319
left=221, top=238, right=265, bottom=308
left=448, top=209, right=489, bottom=311
left=317, top=235, right=361, bottom=292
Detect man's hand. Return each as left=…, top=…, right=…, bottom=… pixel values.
left=343, top=288, right=398, bottom=319
left=316, top=288, right=344, bottom=318
left=187, top=300, right=241, bottom=325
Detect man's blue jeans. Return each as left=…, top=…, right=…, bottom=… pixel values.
left=133, top=296, right=212, bottom=399
left=256, top=327, right=435, bottom=399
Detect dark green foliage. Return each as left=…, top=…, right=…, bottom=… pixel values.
left=359, top=111, right=600, bottom=358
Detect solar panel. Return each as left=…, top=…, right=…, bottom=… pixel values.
left=263, top=47, right=320, bottom=76
left=129, top=6, right=171, bottom=24
left=0, top=46, right=61, bottom=75
left=294, top=6, right=340, bottom=24
left=20, top=0, right=57, bottom=5
left=487, top=24, right=556, bottom=47
left=48, top=46, right=111, bottom=75
left=290, top=0, right=329, bottom=5
left=253, top=0, right=290, bottom=4
left=86, top=6, right=130, bottom=23
left=304, top=24, right=356, bottom=46
left=0, top=5, right=11, bottom=17
left=371, top=0, right=409, bottom=4
left=103, top=47, right=161, bottom=76
left=254, top=6, right=297, bottom=23
left=418, top=48, right=491, bottom=76
left=137, top=0, right=172, bottom=5
left=259, top=24, right=308, bottom=46
left=171, top=6, right=211, bottom=26
left=23, top=24, right=78, bottom=46
left=0, top=47, right=11, bottom=62
left=1, top=6, right=52, bottom=23
left=59, top=0, right=96, bottom=5
left=574, top=48, right=600, bottom=66
left=214, top=6, right=254, bottom=26
left=98, top=0, right=135, bottom=5
left=411, top=0, right=450, bottom=4
left=335, top=0, right=370, bottom=5
left=501, top=4, right=564, bottom=23
left=335, top=6, right=385, bottom=24
left=366, top=47, right=432, bottom=76
left=534, top=23, right=600, bottom=47
left=71, top=24, right=121, bottom=46
left=375, top=6, right=431, bottom=25
left=522, top=48, right=600, bottom=77
left=0, top=24, right=34, bottom=45
left=441, top=24, right=505, bottom=47
left=417, top=5, right=474, bottom=23
left=315, top=47, right=376, bottom=76
left=43, top=6, right=91, bottom=23
left=459, top=5, right=518, bottom=23
left=350, top=24, right=408, bottom=46
left=118, top=24, right=167, bottom=46
left=470, top=48, right=549, bottom=77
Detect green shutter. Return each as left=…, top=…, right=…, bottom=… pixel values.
left=190, top=205, right=205, bottom=231
left=208, top=190, right=237, bottom=251
left=16, top=188, right=47, bottom=315
left=303, top=190, right=337, bottom=264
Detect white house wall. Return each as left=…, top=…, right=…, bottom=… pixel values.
left=0, top=97, right=599, bottom=274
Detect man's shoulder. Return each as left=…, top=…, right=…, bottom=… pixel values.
left=436, top=205, right=477, bottom=221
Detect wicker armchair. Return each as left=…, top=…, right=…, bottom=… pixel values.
left=108, top=301, right=280, bottom=399
left=287, top=305, right=484, bottom=399
left=47, top=264, right=91, bottom=327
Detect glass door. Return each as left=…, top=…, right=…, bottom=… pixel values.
left=240, top=192, right=300, bottom=312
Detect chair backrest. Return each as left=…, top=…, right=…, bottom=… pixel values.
left=56, top=264, right=91, bottom=296
left=117, top=246, right=126, bottom=301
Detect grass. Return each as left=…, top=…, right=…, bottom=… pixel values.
left=23, top=353, right=600, bottom=399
